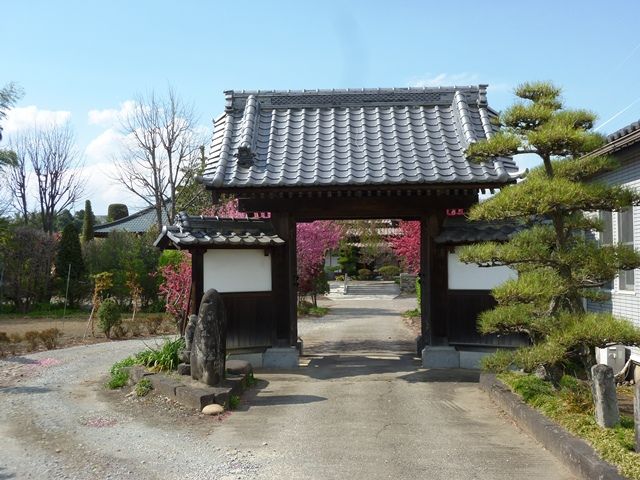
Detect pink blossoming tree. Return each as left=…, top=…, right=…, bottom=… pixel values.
left=390, top=220, right=420, bottom=274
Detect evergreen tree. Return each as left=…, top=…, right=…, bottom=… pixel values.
left=459, top=81, right=640, bottom=377
left=107, top=204, right=129, bottom=222
left=55, top=223, right=86, bottom=307
left=82, top=200, right=95, bottom=242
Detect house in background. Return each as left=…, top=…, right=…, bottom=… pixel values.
left=94, top=203, right=171, bottom=237
left=586, top=120, right=640, bottom=370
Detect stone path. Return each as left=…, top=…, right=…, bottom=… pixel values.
left=0, top=297, right=575, bottom=479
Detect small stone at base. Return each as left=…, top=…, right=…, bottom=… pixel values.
left=202, top=404, right=225, bottom=415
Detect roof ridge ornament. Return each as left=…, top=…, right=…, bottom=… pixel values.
left=235, top=94, right=259, bottom=167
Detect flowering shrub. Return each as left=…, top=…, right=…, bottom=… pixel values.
left=297, top=221, right=343, bottom=305
left=390, top=220, right=420, bottom=274
left=158, top=251, right=191, bottom=322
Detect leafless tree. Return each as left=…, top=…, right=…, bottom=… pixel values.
left=7, top=123, right=84, bottom=233
left=113, top=87, right=203, bottom=230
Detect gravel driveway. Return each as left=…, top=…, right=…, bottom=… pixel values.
left=0, top=297, right=574, bottom=480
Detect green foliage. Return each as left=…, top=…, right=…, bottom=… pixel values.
left=415, top=277, right=421, bottom=312
left=84, top=230, right=161, bottom=307
left=135, top=337, right=185, bottom=372
left=357, top=268, right=373, bottom=280
left=480, top=349, right=516, bottom=373
left=229, top=395, right=240, bottom=410
left=135, top=378, right=153, bottom=397
left=98, top=298, right=122, bottom=339
left=107, top=356, right=137, bottom=389
left=55, top=223, right=86, bottom=307
left=1, top=226, right=57, bottom=312
left=377, top=265, right=400, bottom=280
left=82, top=200, right=95, bottom=242
left=337, top=243, right=358, bottom=277
left=401, top=308, right=421, bottom=318
left=107, top=204, right=129, bottom=222
left=461, top=81, right=640, bottom=376
left=297, top=301, right=329, bottom=317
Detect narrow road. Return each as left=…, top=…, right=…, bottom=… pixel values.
left=0, top=297, right=574, bottom=479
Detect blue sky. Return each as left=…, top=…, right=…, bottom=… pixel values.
left=3, top=0, right=640, bottom=213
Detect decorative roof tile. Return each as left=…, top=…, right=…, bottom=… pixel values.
left=154, top=212, right=285, bottom=250
left=200, top=87, right=520, bottom=190
left=435, top=217, right=521, bottom=245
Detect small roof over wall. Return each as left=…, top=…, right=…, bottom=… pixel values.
left=94, top=203, right=170, bottom=237
left=154, top=212, right=285, bottom=250
left=200, top=86, right=520, bottom=192
left=435, top=217, right=521, bottom=245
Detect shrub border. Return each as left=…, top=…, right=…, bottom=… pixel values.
left=480, top=373, right=627, bottom=480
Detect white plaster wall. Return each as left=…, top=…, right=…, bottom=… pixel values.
left=203, top=249, right=271, bottom=293
left=448, top=248, right=516, bottom=290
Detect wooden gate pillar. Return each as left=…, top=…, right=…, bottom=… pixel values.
left=270, top=212, right=297, bottom=346
left=419, top=214, right=447, bottom=351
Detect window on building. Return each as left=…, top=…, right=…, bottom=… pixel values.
left=599, top=211, right=614, bottom=290
left=618, top=207, right=634, bottom=291
left=600, top=210, right=613, bottom=246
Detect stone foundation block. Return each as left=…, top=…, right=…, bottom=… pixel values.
left=177, top=363, right=191, bottom=376
left=422, top=346, right=460, bottom=369
left=226, top=360, right=252, bottom=376
left=149, top=375, right=183, bottom=399
left=263, top=347, right=299, bottom=369
left=175, top=385, right=219, bottom=410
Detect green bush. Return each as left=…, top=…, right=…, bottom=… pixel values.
left=357, top=268, right=373, bottom=280
left=107, top=203, right=129, bottom=222
left=107, top=356, right=137, bottom=389
left=335, top=275, right=344, bottom=281
left=415, top=277, right=421, bottom=311
left=135, top=378, right=153, bottom=397
left=98, top=298, right=122, bottom=339
left=135, top=337, right=185, bottom=372
left=480, top=349, right=515, bottom=373
left=377, top=265, right=400, bottom=280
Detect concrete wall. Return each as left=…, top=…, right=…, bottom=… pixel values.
left=203, top=249, right=271, bottom=293
left=447, top=248, right=516, bottom=290
left=587, top=145, right=640, bottom=327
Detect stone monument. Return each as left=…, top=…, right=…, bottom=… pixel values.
left=181, top=289, right=228, bottom=386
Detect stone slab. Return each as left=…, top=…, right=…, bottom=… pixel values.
left=149, top=375, right=183, bottom=399
left=263, top=347, right=299, bottom=369
left=480, top=373, right=626, bottom=480
left=228, top=352, right=264, bottom=369
left=127, top=365, right=153, bottom=385
left=459, top=351, right=488, bottom=370
left=226, top=360, right=253, bottom=375
left=422, top=346, right=460, bottom=369
left=175, top=385, right=219, bottom=410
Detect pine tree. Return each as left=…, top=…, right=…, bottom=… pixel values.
left=82, top=200, right=95, bottom=242
left=55, top=223, right=86, bottom=307
left=459, top=81, right=640, bottom=377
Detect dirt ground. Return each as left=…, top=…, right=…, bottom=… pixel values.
left=0, top=313, right=176, bottom=357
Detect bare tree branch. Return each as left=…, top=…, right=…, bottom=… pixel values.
left=112, top=87, right=202, bottom=230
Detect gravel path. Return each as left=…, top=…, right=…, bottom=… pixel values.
left=0, top=298, right=574, bottom=480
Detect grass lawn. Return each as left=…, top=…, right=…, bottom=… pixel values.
left=499, top=371, right=640, bottom=479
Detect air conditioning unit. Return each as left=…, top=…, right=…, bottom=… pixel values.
left=595, top=345, right=626, bottom=375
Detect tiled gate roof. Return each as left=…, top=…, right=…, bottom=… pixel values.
left=200, top=86, right=520, bottom=190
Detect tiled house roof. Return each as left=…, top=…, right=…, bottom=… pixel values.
left=435, top=217, right=521, bottom=245
left=200, top=87, right=520, bottom=190
left=94, top=203, right=171, bottom=237
left=154, top=212, right=285, bottom=250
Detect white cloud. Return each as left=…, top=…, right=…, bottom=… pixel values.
left=3, top=106, right=71, bottom=135
left=409, top=72, right=481, bottom=88
left=78, top=161, right=147, bottom=215
left=84, top=127, right=126, bottom=164
left=87, top=100, right=136, bottom=127
left=408, top=73, right=511, bottom=94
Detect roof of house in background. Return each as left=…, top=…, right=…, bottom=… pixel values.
left=93, top=203, right=171, bottom=237
left=587, top=119, right=640, bottom=157
left=154, top=212, right=285, bottom=250
left=435, top=217, right=521, bottom=245
left=199, top=87, right=521, bottom=191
